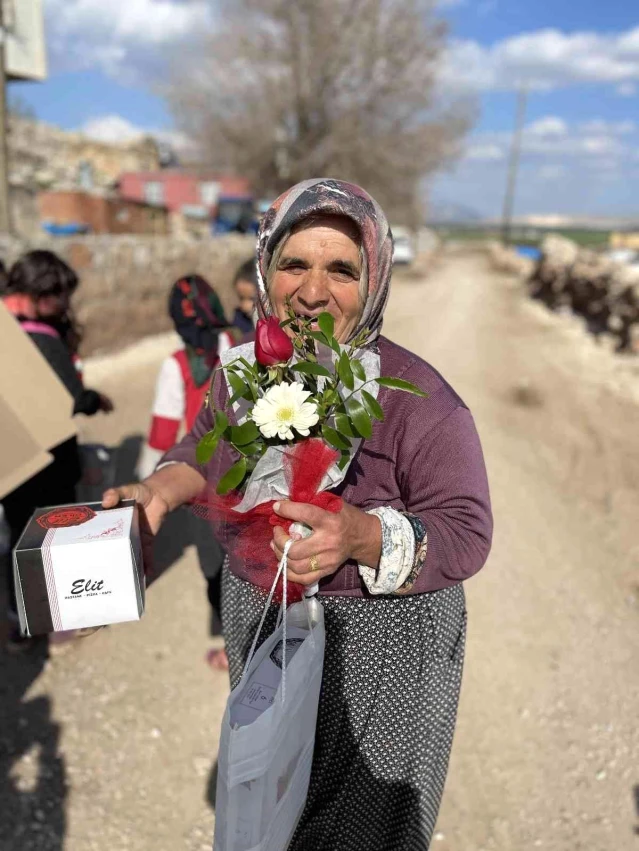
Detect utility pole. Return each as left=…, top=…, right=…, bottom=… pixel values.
left=501, top=86, right=527, bottom=246
left=0, top=0, right=11, bottom=234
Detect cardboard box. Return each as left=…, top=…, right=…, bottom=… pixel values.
left=0, top=302, right=76, bottom=500
left=13, top=500, right=144, bottom=637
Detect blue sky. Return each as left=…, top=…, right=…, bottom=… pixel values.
left=10, top=0, right=639, bottom=219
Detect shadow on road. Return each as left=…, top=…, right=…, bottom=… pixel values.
left=0, top=432, right=223, bottom=849
left=0, top=433, right=184, bottom=851
left=207, top=759, right=219, bottom=811
left=0, top=641, right=67, bottom=850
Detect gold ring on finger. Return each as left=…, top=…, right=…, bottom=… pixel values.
left=309, top=554, right=320, bottom=572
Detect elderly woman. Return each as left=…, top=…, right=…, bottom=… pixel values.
left=104, top=179, right=492, bottom=850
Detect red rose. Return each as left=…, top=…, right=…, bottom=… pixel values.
left=255, top=317, right=294, bottom=366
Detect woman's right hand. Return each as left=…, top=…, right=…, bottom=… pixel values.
left=102, top=482, right=170, bottom=576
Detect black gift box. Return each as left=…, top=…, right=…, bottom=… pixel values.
left=13, top=500, right=144, bottom=637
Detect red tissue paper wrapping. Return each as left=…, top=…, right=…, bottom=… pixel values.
left=192, top=439, right=342, bottom=601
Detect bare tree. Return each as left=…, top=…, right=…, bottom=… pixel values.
left=167, top=0, right=473, bottom=226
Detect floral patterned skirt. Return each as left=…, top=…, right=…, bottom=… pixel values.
left=221, top=564, right=466, bottom=851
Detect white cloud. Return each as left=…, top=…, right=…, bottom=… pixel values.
left=464, top=115, right=635, bottom=162
left=83, top=115, right=145, bottom=144
left=537, top=164, right=567, bottom=181
left=465, top=142, right=504, bottom=161
left=527, top=116, right=568, bottom=137
left=441, top=26, right=639, bottom=93
left=81, top=114, right=192, bottom=153
left=44, top=0, right=213, bottom=77
left=578, top=119, right=635, bottom=136
left=616, top=82, right=636, bottom=97
left=47, top=0, right=211, bottom=45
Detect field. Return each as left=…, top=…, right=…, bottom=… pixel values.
left=433, top=224, right=612, bottom=249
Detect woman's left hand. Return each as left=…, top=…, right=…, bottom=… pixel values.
left=271, top=500, right=382, bottom=586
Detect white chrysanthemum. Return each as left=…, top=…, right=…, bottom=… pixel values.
left=251, top=381, right=319, bottom=441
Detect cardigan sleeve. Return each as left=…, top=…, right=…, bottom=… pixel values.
left=393, top=405, right=493, bottom=593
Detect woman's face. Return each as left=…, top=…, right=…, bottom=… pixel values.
left=269, top=215, right=362, bottom=344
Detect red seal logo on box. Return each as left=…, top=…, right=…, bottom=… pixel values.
left=37, top=505, right=97, bottom=529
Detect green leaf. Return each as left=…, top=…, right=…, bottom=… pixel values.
left=307, top=330, right=336, bottom=352
left=291, top=361, right=332, bottom=378
left=235, top=441, right=262, bottom=457
left=240, top=370, right=259, bottom=401
left=345, top=396, right=372, bottom=439
left=338, top=451, right=350, bottom=471
left=229, top=388, right=250, bottom=405
left=216, top=457, right=247, bottom=495
left=335, top=412, right=357, bottom=438
left=229, top=420, right=260, bottom=446
left=337, top=351, right=354, bottom=390
left=361, top=390, right=385, bottom=421
left=317, top=312, right=335, bottom=341
left=322, top=424, right=351, bottom=451
left=196, top=431, right=220, bottom=465
left=227, top=371, right=251, bottom=401
left=213, top=410, right=229, bottom=437
left=375, top=377, right=428, bottom=397
left=351, top=359, right=366, bottom=382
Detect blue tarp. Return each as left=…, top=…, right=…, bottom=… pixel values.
left=42, top=222, right=90, bottom=236
left=514, top=245, right=542, bottom=260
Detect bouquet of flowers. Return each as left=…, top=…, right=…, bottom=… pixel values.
left=194, top=305, right=426, bottom=597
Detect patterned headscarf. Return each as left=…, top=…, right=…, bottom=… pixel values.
left=169, top=274, right=229, bottom=386
left=256, top=178, right=394, bottom=342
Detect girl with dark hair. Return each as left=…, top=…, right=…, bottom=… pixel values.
left=2, top=250, right=113, bottom=649
left=137, top=274, right=239, bottom=477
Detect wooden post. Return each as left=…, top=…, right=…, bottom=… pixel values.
left=0, top=1, right=11, bottom=233
left=501, top=86, right=527, bottom=247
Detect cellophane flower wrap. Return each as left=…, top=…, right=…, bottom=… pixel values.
left=194, top=305, right=426, bottom=602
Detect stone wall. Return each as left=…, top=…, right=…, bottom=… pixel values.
left=0, top=234, right=256, bottom=356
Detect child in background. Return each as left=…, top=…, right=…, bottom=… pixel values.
left=1, top=250, right=113, bottom=650
left=231, top=258, right=259, bottom=334
left=137, top=274, right=239, bottom=475
left=137, top=274, right=241, bottom=671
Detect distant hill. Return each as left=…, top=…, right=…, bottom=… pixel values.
left=427, top=199, right=484, bottom=224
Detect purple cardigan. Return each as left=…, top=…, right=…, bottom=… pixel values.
left=161, top=336, right=493, bottom=597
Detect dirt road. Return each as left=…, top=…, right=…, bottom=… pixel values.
left=1, top=250, right=638, bottom=851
